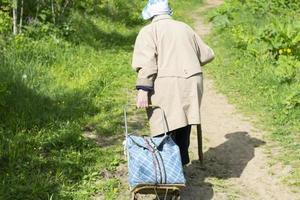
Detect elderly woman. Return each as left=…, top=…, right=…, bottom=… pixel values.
left=132, top=0, right=214, bottom=165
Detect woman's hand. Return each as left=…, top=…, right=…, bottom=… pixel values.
left=136, top=90, right=149, bottom=108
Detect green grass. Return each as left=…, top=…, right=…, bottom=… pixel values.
left=0, top=33, right=134, bottom=200
left=0, top=0, right=203, bottom=199
left=205, top=0, right=300, bottom=188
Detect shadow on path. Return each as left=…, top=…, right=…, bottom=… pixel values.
left=181, top=132, right=266, bottom=200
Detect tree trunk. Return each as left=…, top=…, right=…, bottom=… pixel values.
left=35, top=2, right=40, bottom=21
left=12, top=0, right=18, bottom=35
left=61, top=0, right=70, bottom=17
left=51, top=0, right=55, bottom=24
left=19, top=0, right=24, bottom=33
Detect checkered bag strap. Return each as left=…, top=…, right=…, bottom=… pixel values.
left=144, top=138, right=161, bottom=184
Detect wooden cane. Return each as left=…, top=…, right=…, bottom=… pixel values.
left=197, top=124, right=204, bottom=165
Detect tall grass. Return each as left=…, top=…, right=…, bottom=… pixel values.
left=0, top=0, right=202, bottom=199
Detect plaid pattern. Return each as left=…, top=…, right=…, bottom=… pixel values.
left=126, top=135, right=186, bottom=188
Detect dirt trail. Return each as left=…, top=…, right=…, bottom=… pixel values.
left=182, top=0, right=300, bottom=199
left=96, top=1, right=300, bottom=199
left=184, top=77, right=299, bottom=199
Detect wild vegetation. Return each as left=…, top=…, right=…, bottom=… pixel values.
left=0, top=0, right=201, bottom=199
left=207, top=0, right=300, bottom=187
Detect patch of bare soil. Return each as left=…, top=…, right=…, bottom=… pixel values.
left=191, top=0, right=224, bottom=36
left=182, top=79, right=299, bottom=200
left=181, top=0, right=300, bottom=198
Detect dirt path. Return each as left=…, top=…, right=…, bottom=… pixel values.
left=183, top=78, right=299, bottom=199
left=182, top=0, right=300, bottom=199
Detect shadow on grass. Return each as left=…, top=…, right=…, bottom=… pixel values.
left=0, top=6, right=141, bottom=196
left=68, top=14, right=139, bottom=51
left=182, top=132, right=266, bottom=199
left=1, top=82, right=97, bottom=131
left=82, top=107, right=150, bottom=148
left=97, top=5, right=144, bottom=28
left=0, top=65, right=123, bottom=199
left=75, top=1, right=144, bottom=28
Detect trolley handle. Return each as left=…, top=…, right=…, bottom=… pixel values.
left=123, top=104, right=168, bottom=139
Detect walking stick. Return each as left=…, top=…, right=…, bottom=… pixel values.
left=197, top=124, right=204, bottom=165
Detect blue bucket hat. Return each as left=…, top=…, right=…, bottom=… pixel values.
left=142, top=0, right=173, bottom=20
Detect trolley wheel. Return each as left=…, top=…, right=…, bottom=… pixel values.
left=172, top=195, right=180, bottom=200
left=171, top=192, right=180, bottom=200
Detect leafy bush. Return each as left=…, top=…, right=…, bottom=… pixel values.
left=261, top=18, right=300, bottom=59
left=0, top=8, right=11, bottom=34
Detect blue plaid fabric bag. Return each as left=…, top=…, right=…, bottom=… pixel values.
left=126, top=135, right=186, bottom=188
left=124, top=106, right=186, bottom=189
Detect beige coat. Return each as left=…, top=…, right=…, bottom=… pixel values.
left=132, top=15, right=214, bottom=135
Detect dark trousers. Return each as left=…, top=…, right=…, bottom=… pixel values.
left=170, top=125, right=191, bottom=165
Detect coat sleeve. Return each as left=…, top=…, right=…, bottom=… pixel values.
left=194, top=33, right=215, bottom=66
left=132, top=28, right=157, bottom=89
